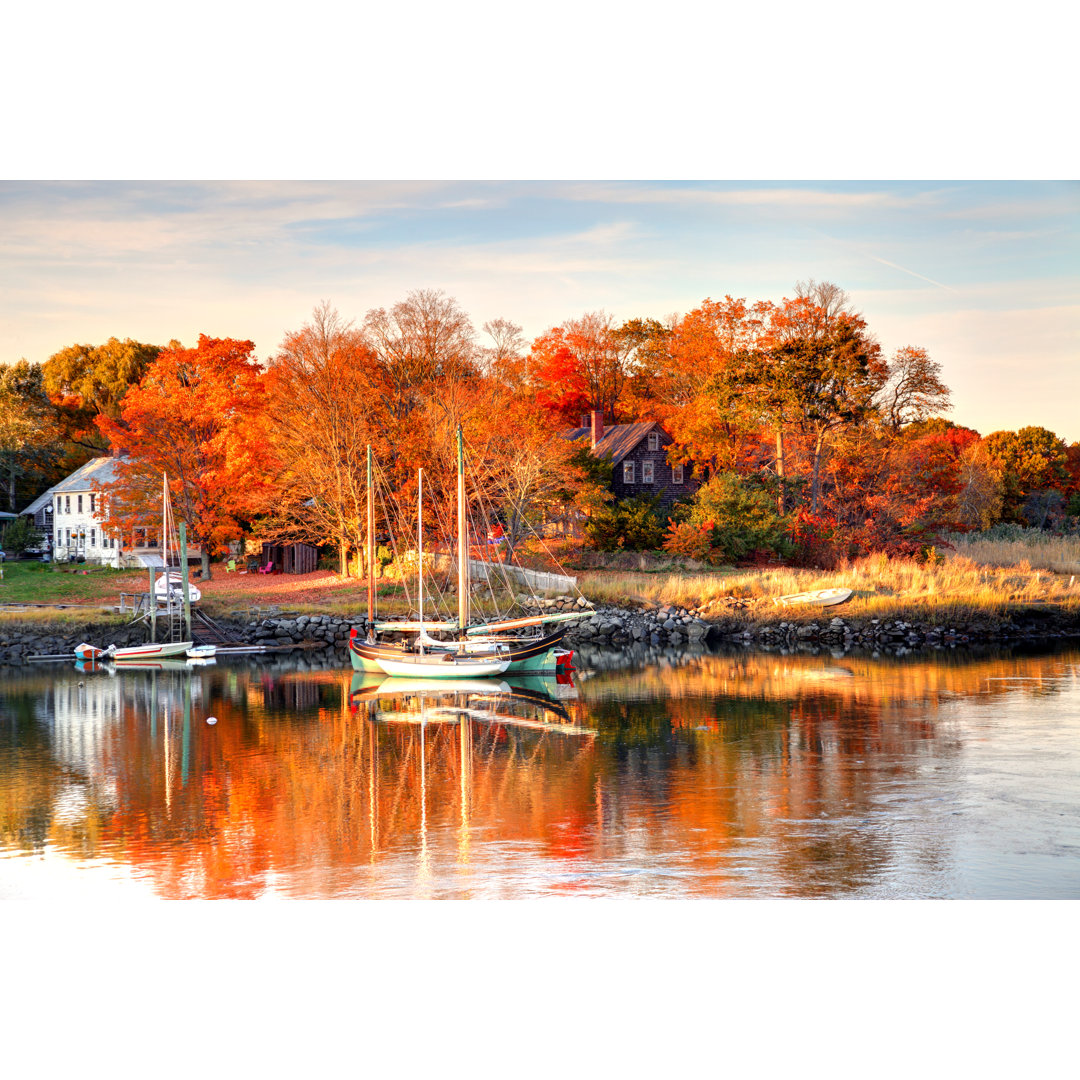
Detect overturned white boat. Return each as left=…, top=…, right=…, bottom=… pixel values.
left=774, top=587, right=853, bottom=608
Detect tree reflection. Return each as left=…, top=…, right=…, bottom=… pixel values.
left=0, top=647, right=1077, bottom=897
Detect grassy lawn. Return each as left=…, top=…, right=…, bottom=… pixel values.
left=0, top=561, right=145, bottom=608
left=0, top=560, right=412, bottom=619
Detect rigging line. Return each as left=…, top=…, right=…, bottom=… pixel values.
left=465, top=446, right=532, bottom=612
left=373, top=459, right=418, bottom=617
left=463, top=462, right=506, bottom=620
left=485, top=462, right=586, bottom=603
left=372, top=458, right=451, bottom=624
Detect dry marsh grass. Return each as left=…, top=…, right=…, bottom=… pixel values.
left=579, top=550, right=1080, bottom=622
left=949, top=532, right=1080, bottom=576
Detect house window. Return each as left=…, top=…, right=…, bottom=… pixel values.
left=90, top=494, right=95, bottom=514
left=78, top=494, right=83, bottom=513
left=623, top=461, right=635, bottom=483
left=56, top=531, right=61, bottom=548
left=672, top=465, right=684, bottom=484
left=55, top=496, right=61, bottom=517
left=642, top=461, right=654, bottom=484
left=647, top=433, right=659, bottom=451
left=66, top=529, right=71, bottom=545
left=65, top=495, right=70, bottom=514
left=90, top=528, right=96, bottom=547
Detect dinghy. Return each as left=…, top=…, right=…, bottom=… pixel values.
left=74, top=642, right=106, bottom=661
left=107, top=640, right=194, bottom=660
left=186, top=644, right=217, bottom=659
left=774, top=587, right=853, bottom=608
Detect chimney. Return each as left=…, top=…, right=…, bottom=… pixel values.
left=590, top=410, right=604, bottom=449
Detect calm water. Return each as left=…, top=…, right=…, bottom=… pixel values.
left=2, top=645, right=1079, bottom=899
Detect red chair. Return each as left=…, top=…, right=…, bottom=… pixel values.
left=258, top=560, right=274, bottom=574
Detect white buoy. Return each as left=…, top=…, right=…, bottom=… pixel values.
left=206, top=716, right=218, bottom=725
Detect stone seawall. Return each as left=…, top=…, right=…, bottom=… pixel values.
left=4, top=596, right=1080, bottom=667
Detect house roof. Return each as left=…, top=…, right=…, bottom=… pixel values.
left=49, top=456, right=125, bottom=495
left=562, top=421, right=666, bottom=465
left=21, top=486, right=57, bottom=517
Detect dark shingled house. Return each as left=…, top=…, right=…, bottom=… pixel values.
left=563, top=411, right=699, bottom=510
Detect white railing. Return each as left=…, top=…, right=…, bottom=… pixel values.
left=429, top=552, right=577, bottom=595
left=467, top=558, right=577, bottom=594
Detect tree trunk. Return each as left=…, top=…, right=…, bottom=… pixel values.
left=339, top=540, right=348, bottom=577
left=201, top=547, right=211, bottom=581
left=811, top=430, right=825, bottom=515
left=775, top=429, right=786, bottom=515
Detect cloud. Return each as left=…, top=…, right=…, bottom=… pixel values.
left=553, top=182, right=946, bottom=211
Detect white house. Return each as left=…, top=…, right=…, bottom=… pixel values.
left=43, top=456, right=201, bottom=568
left=49, top=457, right=125, bottom=567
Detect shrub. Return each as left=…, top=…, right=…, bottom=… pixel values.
left=1, top=516, right=40, bottom=556
left=584, top=496, right=665, bottom=552
left=662, top=520, right=714, bottom=562
left=678, top=472, right=793, bottom=564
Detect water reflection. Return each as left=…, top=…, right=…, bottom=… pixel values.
left=1, top=646, right=1078, bottom=898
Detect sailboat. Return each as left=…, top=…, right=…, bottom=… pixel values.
left=349, top=430, right=584, bottom=676
left=371, top=468, right=509, bottom=679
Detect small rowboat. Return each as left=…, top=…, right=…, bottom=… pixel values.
left=774, top=588, right=853, bottom=608
left=74, top=642, right=106, bottom=661
left=108, top=640, right=194, bottom=660
left=186, top=645, right=217, bottom=659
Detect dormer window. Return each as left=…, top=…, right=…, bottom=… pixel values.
left=647, top=433, right=659, bottom=451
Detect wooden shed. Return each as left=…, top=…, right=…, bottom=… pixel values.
left=261, top=542, right=319, bottom=574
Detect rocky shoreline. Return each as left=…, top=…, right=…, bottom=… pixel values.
left=4, top=595, right=1080, bottom=668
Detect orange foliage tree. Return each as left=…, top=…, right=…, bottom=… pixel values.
left=95, top=335, right=276, bottom=579
left=530, top=311, right=635, bottom=427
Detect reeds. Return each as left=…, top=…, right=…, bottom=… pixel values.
left=949, top=530, right=1080, bottom=576
left=577, top=548, right=1080, bottom=621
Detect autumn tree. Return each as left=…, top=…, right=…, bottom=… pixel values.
left=42, top=337, right=160, bottom=450
left=531, top=311, right=635, bottom=426
left=480, top=317, right=527, bottom=384
left=981, top=426, right=1070, bottom=524
left=363, top=289, right=480, bottom=427
left=656, top=297, right=767, bottom=478
left=262, top=303, right=389, bottom=576
left=467, top=389, right=581, bottom=564
left=95, top=336, right=275, bottom=579
left=0, top=360, right=65, bottom=512
left=708, top=293, right=884, bottom=515
left=876, top=346, right=952, bottom=432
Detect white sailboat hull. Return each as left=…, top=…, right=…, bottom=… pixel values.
left=374, top=654, right=510, bottom=679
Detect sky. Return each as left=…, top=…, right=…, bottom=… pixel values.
left=2, top=180, right=1076, bottom=441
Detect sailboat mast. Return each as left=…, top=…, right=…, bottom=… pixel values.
left=367, top=445, right=375, bottom=634
left=457, top=425, right=468, bottom=636
left=417, top=468, right=424, bottom=654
